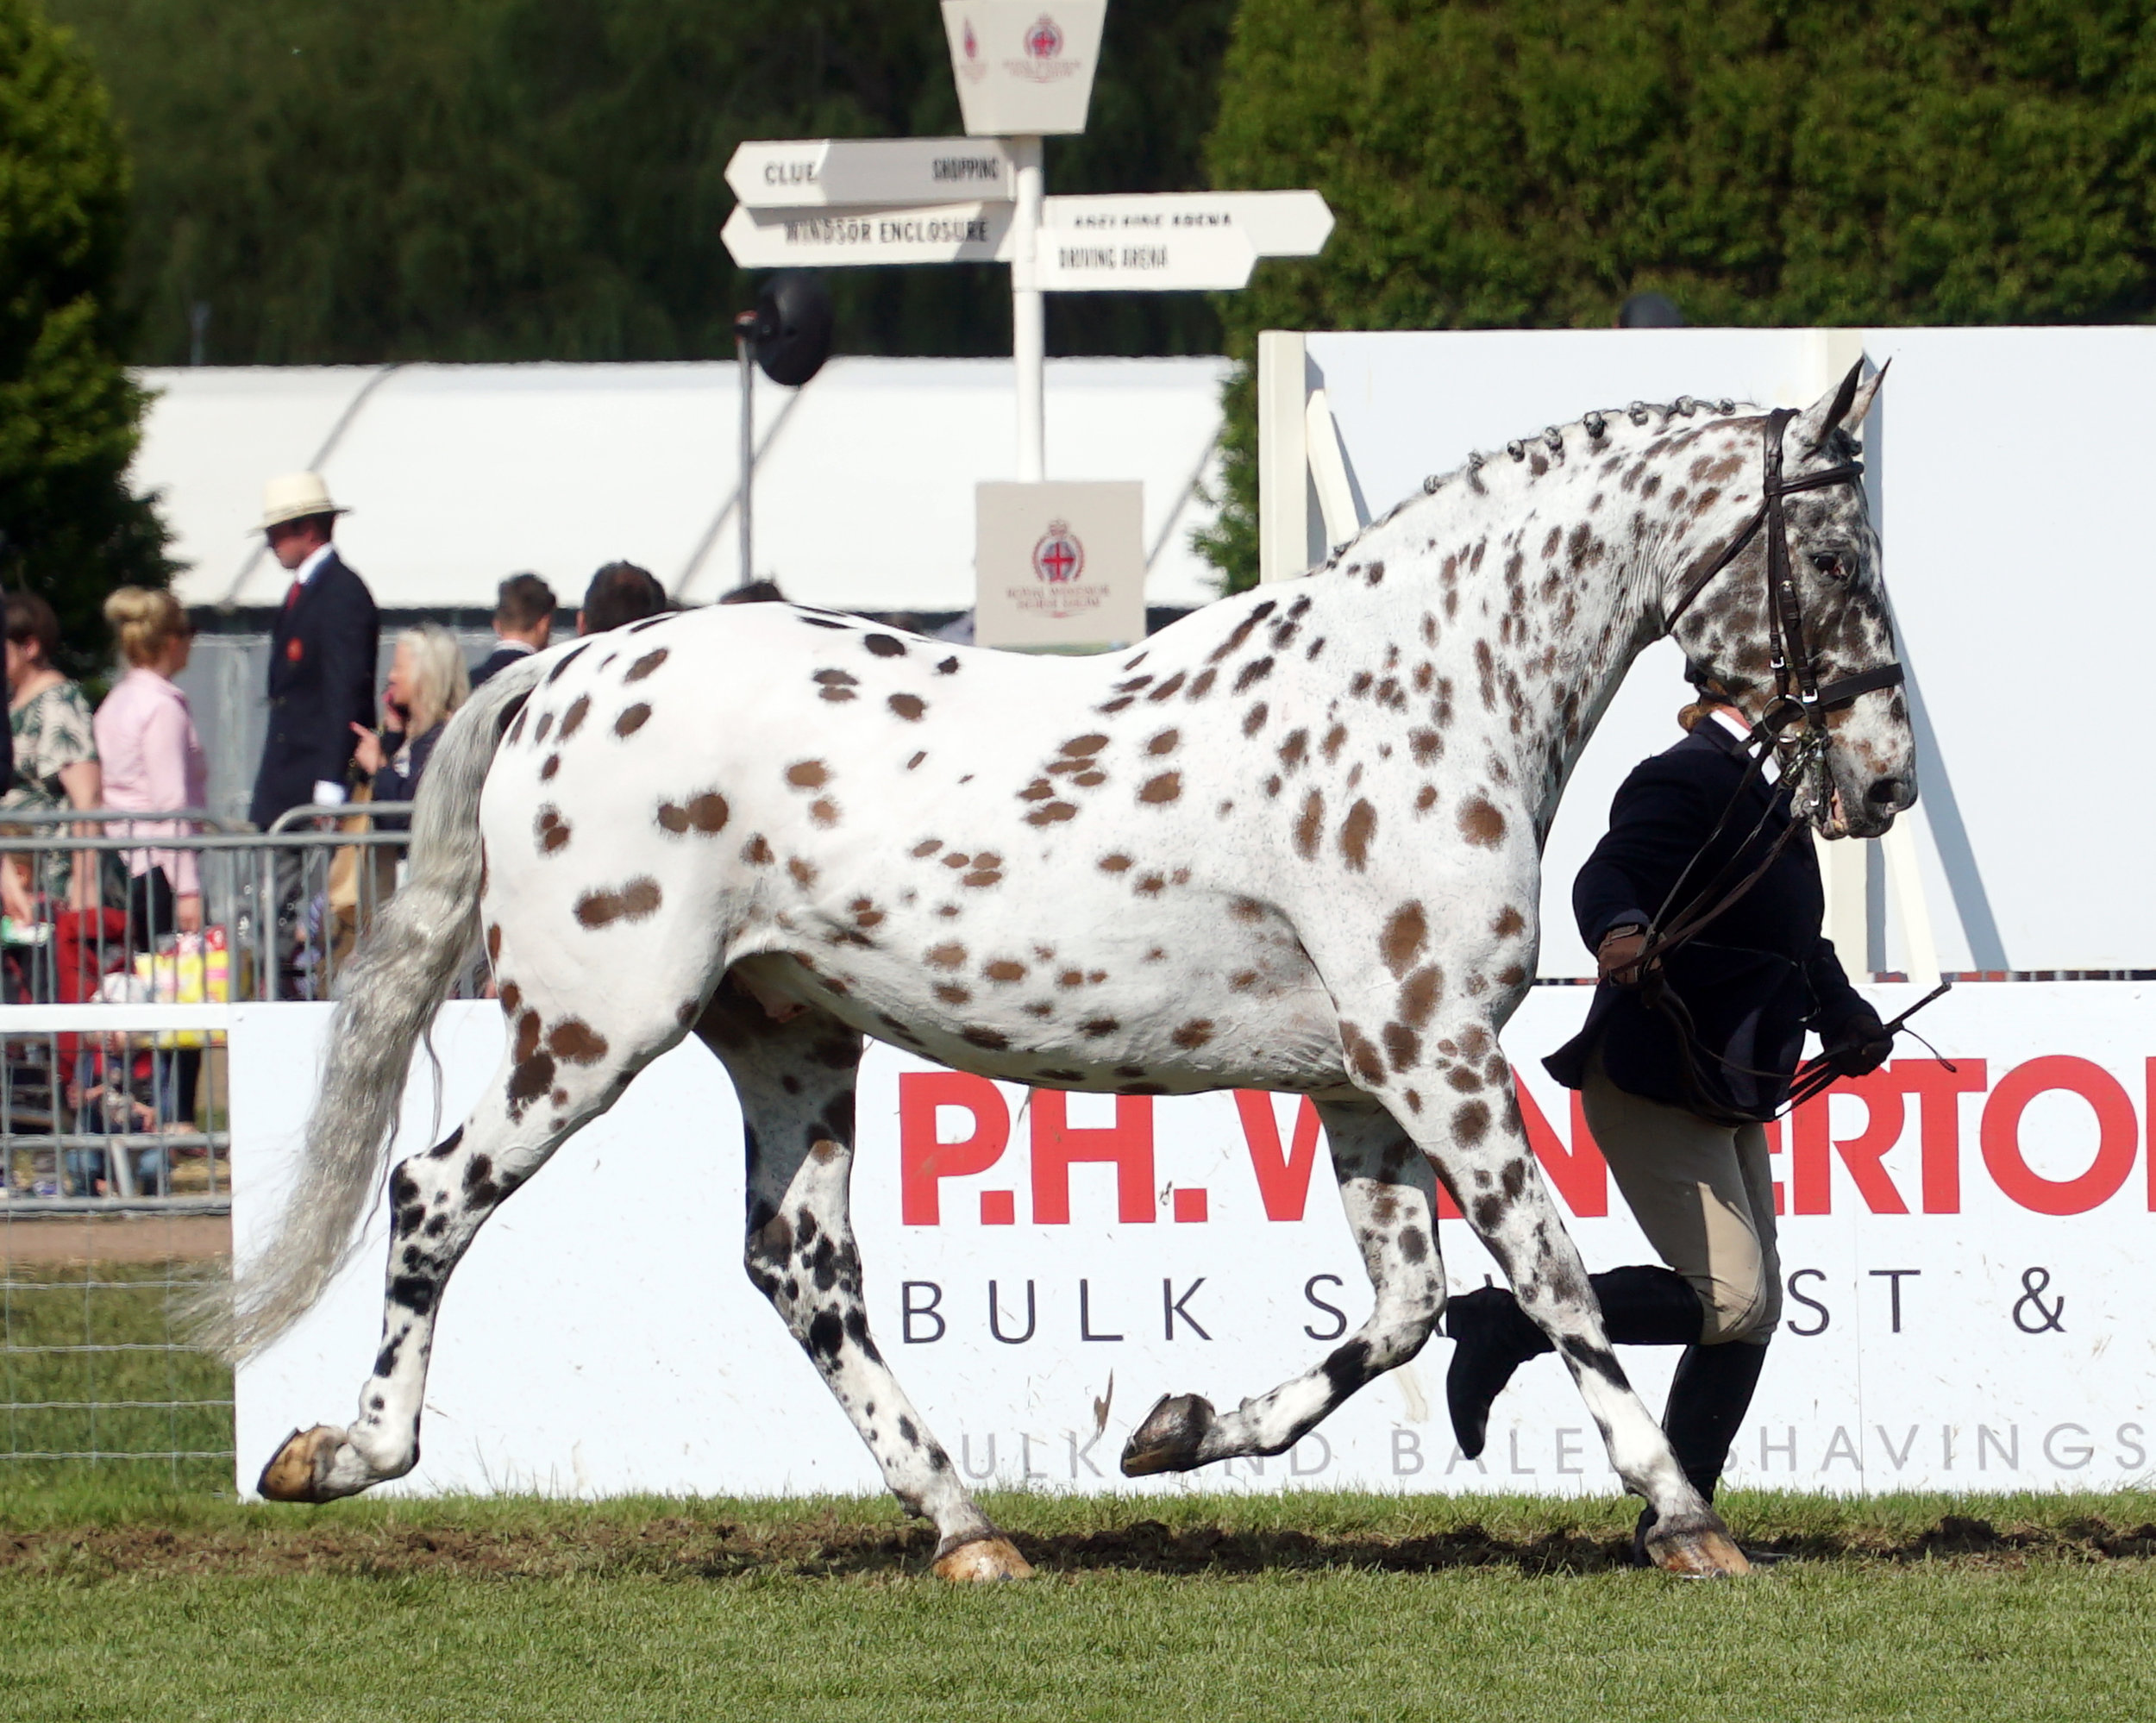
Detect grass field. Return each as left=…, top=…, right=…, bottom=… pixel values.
left=0, top=1482, right=2151, bottom=1721
left=3, top=1261, right=2153, bottom=1720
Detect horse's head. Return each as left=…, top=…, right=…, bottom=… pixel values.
left=1667, top=364, right=1916, bottom=841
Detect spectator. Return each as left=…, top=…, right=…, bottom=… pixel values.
left=351, top=623, right=470, bottom=830
left=473, top=573, right=557, bottom=686
left=248, top=472, right=379, bottom=829
left=578, top=561, right=668, bottom=634
left=3, top=591, right=102, bottom=920
left=719, top=579, right=786, bottom=605
left=95, top=588, right=207, bottom=940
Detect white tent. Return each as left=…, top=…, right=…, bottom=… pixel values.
left=136, top=357, right=1232, bottom=614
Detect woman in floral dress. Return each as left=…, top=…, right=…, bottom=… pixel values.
left=3, top=592, right=103, bottom=923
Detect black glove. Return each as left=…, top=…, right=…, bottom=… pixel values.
left=1823, top=1006, right=1894, bottom=1078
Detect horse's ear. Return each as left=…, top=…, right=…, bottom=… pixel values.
left=1795, top=357, right=1888, bottom=453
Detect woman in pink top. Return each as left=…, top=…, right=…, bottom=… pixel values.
left=94, top=589, right=206, bottom=938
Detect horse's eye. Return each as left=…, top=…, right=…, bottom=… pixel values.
left=1809, top=551, right=1842, bottom=576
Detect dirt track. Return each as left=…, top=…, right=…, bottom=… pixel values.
left=3, top=1512, right=2153, bottom=1582
left=0, top=1213, right=229, bottom=1266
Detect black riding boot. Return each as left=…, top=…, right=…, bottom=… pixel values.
left=1630, top=1338, right=1771, bottom=1564
left=1445, top=1264, right=1702, bottom=1458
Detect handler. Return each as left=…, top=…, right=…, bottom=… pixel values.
left=1445, top=666, right=1893, bottom=1553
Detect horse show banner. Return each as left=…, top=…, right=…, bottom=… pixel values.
left=233, top=984, right=2156, bottom=1500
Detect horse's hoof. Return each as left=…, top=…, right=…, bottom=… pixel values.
left=1645, top=1513, right=1752, bottom=1579
left=932, top=1536, right=1034, bottom=1582
left=256, top=1425, right=346, bottom=1503
left=1119, top=1393, right=1217, bottom=1476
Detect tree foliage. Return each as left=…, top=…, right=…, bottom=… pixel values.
left=48, top=0, right=1238, bottom=366
left=1201, top=0, right=2156, bottom=587
left=1, top=0, right=168, bottom=667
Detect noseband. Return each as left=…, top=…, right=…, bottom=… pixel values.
left=1664, top=407, right=1903, bottom=740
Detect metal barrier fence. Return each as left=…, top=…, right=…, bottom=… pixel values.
left=0, top=805, right=476, bottom=1214
left=0, top=806, right=449, bottom=1484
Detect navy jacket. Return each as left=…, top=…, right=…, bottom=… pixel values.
left=469, top=643, right=532, bottom=689
left=367, top=723, right=442, bottom=833
left=249, top=551, right=380, bottom=829
left=1545, top=721, right=1867, bottom=1122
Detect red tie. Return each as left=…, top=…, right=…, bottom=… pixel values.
left=285, top=580, right=301, bottom=611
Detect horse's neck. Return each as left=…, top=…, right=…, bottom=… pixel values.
left=1319, top=452, right=1668, bottom=841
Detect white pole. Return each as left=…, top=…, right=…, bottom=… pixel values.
left=1256, top=329, right=1307, bottom=584
left=1011, top=134, right=1045, bottom=482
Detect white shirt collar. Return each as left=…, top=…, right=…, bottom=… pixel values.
left=493, top=638, right=536, bottom=657
left=1709, top=706, right=1779, bottom=781
left=296, top=542, right=335, bottom=586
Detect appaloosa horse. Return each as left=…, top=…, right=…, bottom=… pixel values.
left=224, top=366, right=1911, bottom=1581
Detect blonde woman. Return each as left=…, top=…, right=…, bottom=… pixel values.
left=95, top=588, right=207, bottom=937
left=350, top=623, right=470, bottom=830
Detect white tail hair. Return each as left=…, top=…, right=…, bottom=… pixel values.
left=193, top=654, right=548, bottom=1361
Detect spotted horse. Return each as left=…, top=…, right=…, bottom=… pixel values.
left=222, top=366, right=1912, bottom=1582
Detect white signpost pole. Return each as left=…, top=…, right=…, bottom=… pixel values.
left=1012, top=135, right=1046, bottom=484
left=720, top=2, right=1331, bottom=637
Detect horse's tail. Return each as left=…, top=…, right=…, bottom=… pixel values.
left=193, top=655, right=547, bottom=1362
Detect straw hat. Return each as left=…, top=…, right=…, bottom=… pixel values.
left=256, top=471, right=350, bottom=532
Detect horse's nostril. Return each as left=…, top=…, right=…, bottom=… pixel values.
left=1866, top=777, right=1911, bottom=810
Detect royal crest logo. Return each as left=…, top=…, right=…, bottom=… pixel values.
left=1025, top=16, right=1063, bottom=60
left=963, top=18, right=978, bottom=60
left=1032, top=520, right=1084, bottom=584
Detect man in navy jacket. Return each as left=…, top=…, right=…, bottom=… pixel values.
left=248, top=473, right=379, bottom=830
left=1448, top=672, right=1890, bottom=1557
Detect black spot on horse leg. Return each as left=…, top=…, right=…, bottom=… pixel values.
left=1322, top=1337, right=1373, bottom=1400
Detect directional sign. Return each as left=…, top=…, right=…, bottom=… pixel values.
left=1042, top=190, right=1333, bottom=259
left=1031, top=222, right=1257, bottom=291
left=725, top=137, right=1017, bottom=209
left=943, top=0, right=1106, bottom=136
left=722, top=201, right=1014, bottom=269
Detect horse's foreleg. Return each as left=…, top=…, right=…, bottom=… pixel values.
left=1121, top=1094, right=1444, bottom=1474
left=1407, top=1017, right=1748, bottom=1577
left=699, top=991, right=1030, bottom=1582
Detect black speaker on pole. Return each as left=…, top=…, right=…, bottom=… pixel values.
left=738, top=271, right=834, bottom=387
left=730, top=272, right=833, bottom=593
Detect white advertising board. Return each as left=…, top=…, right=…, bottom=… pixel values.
left=942, top=1, right=1106, bottom=137
left=1044, top=191, right=1334, bottom=258
left=974, top=479, right=1146, bottom=648
left=720, top=201, right=1012, bottom=269
left=1031, top=223, right=1256, bottom=291
left=235, top=987, right=2156, bottom=1500
left=724, top=137, right=1018, bottom=209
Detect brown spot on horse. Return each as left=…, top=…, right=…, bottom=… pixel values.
left=573, top=878, right=662, bottom=928
left=1380, top=902, right=1428, bottom=977
left=1459, top=797, right=1507, bottom=847
left=1339, top=799, right=1377, bottom=869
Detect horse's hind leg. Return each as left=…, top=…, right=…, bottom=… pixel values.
left=696, top=983, right=1030, bottom=1582
left=1123, top=1094, right=1445, bottom=1474
left=258, top=1011, right=658, bottom=1503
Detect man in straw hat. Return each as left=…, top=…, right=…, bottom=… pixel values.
left=248, top=473, right=379, bottom=831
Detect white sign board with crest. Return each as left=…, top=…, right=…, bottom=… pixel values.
left=942, top=1, right=1107, bottom=137
left=974, top=479, right=1144, bottom=648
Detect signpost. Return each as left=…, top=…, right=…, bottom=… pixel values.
left=718, top=1, right=1332, bottom=642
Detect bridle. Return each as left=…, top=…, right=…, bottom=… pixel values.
left=1663, top=405, right=1903, bottom=747
left=1623, top=404, right=1913, bottom=1120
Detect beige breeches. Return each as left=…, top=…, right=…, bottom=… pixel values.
left=1581, top=1047, right=1782, bottom=1344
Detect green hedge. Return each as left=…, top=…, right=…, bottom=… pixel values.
left=1200, top=1, right=2156, bottom=588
